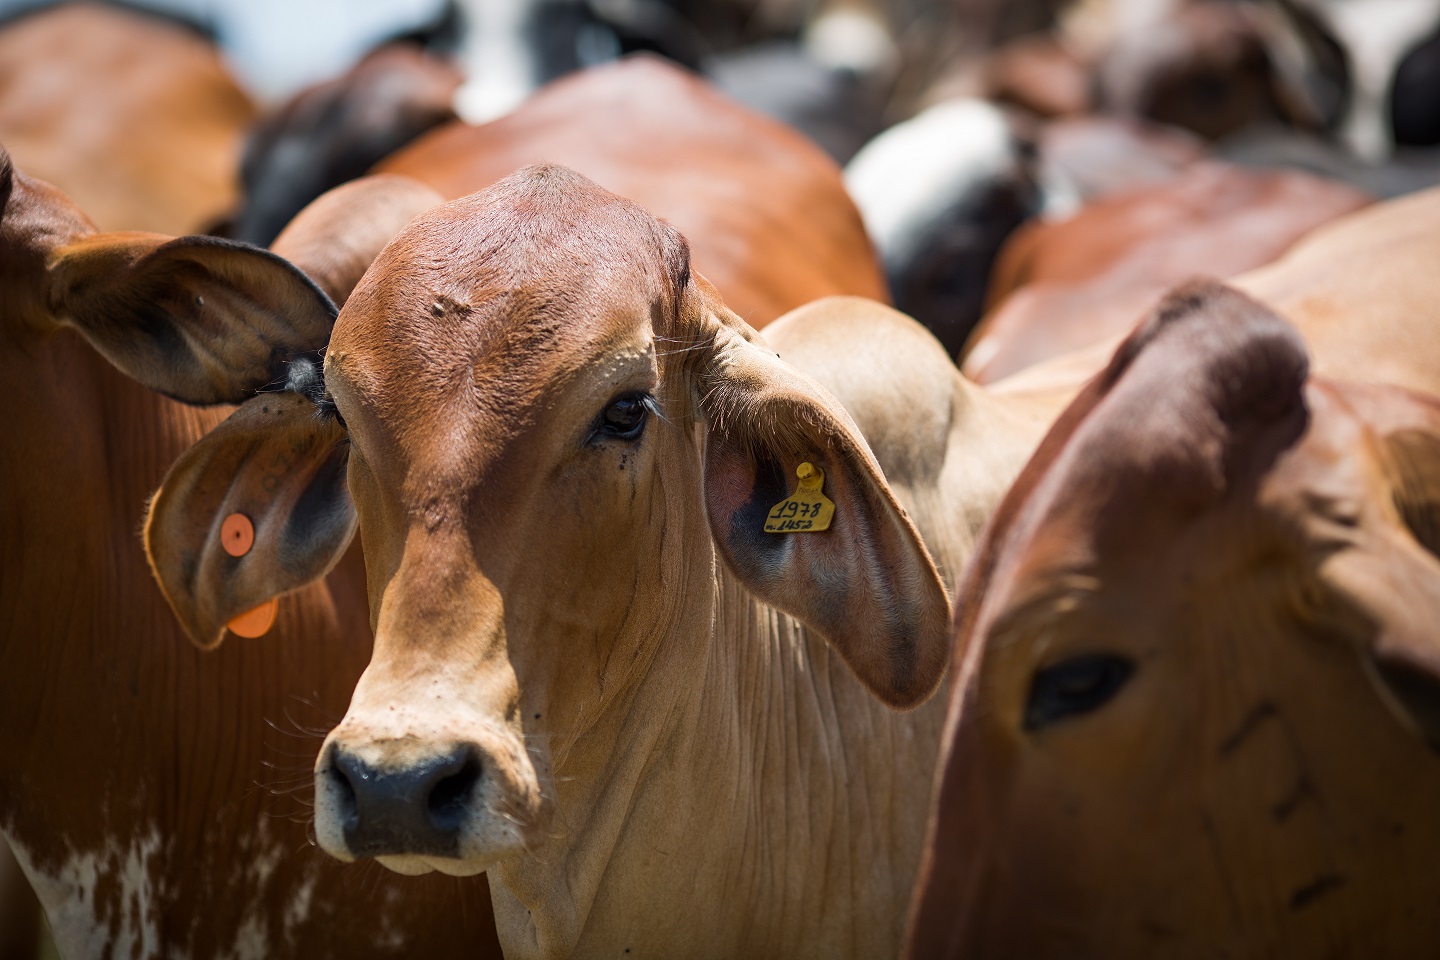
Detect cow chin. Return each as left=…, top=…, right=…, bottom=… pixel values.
left=311, top=713, right=550, bottom=871
left=376, top=854, right=490, bottom=878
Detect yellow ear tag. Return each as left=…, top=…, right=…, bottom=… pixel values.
left=765, top=462, right=835, bottom=533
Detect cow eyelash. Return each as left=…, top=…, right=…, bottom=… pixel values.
left=589, top=391, right=657, bottom=444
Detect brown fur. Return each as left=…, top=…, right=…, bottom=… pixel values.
left=0, top=2, right=255, bottom=234
left=377, top=55, right=887, bottom=327
left=964, top=161, right=1371, bottom=383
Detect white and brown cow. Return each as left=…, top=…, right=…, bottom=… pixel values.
left=140, top=164, right=1073, bottom=959
left=0, top=147, right=505, bottom=958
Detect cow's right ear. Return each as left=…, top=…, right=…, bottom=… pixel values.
left=686, top=279, right=952, bottom=710
left=48, top=233, right=338, bottom=405
left=144, top=389, right=356, bottom=650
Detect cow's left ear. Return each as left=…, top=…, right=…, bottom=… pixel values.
left=690, top=281, right=951, bottom=709
left=144, top=389, right=356, bottom=650
left=48, top=232, right=337, bottom=405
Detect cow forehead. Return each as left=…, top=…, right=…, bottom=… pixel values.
left=326, top=165, right=683, bottom=463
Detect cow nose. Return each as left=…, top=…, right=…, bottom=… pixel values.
left=325, top=744, right=482, bottom=859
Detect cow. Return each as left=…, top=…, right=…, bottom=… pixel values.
left=0, top=2, right=256, bottom=235
left=961, top=160, right=1372, bottom=383
left=1284, top=0, right=1440, bottom=160
left=1233, top=181, right=1440, bottom=395
left=375, top=55, right=889, bottom=328
left=137, top=164, right=1075, bottom=959
left=904, top=279, right=1440, bottom=958
left=988, top=180, right=1440, bottom=400
left=843, top=98, right=1040, bottom=358
left=0, top=147, right=504, bottom=958
left=230, top=43, right=462, bottom=246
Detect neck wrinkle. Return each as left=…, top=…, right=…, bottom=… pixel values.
left=490, top=545, right=946, bottom=960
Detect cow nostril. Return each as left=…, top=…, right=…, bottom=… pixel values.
left=427, top=754, right=482, bottom=833
left=326, top=747, right=362, bottom=833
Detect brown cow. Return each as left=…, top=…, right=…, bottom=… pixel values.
left=138, top=166, right=1076, bottom=958
left=0, top=149, right=504, bottom=958
left=232, top=43, right=462, bottom=246
left=0, top=2, right=256, bottom=235
left=376, top=54, right=888, bottom=328
left=962, top=160, right=1372, bottom=383
left=905, top=280, right=1440, bottom=958
left=989, top=181, right=1440, bottom=400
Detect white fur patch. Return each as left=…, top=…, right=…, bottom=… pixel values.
left=803, top=8, right=897, bottom=74
left=1300, top=0, right=1440, bottom=160
left=7, top=826, right=163, bottom=960
left=844, top=99, right=1018, bottom=266
left=452, top=0, right=541, bottom=123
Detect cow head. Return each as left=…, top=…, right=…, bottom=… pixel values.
left=905, top=279, right=1440, bottom=957
left=142, top=164, right=951, bottom=877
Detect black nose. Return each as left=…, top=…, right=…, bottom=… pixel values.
left=325, top=744, right=482, bottom=859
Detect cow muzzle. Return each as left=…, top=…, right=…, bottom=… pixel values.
left=314, top=726, right=547, bottom=875
left=324, top=743, right=478, bottom=860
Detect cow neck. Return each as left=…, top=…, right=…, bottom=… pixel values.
left=485, top=374, right=1062, bottom=959
left=487, top=543, right=942, bottom=959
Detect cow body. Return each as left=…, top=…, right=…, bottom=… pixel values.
left=962, top=161, right=1372, bottom=383
left=992, top=182, right=1440, bottom=400
left=0, top=2, right=255, bottom=235
left=906, top=281, right=1440, bottom=958
left=378, top=55, right=888, bottom=327
left=1235, top=181, right=1440, bottom=395
left=0, top=153, right=501, bottom=958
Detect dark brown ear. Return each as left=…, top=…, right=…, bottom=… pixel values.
left=269, top=173, right=444, bottom=307
left=144, top=390, right=356, bottom=649
left=691, top=284, right=951, bottom=709
left=49, top=232, right=337, bottom=404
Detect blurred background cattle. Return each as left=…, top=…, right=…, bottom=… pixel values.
left=5, top=0, right=1440, bottom=955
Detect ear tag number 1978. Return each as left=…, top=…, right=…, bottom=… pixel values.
left=765, top=462, right=835, bottom=533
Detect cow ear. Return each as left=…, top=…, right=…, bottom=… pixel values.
left=48, top=232, right=337, bottom=405
left=691, top=283, right=951, bottom=709
left=144, top=389, right=356, bottom=650
left=269, top=174, right=444, bottom=307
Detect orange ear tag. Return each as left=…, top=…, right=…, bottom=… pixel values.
left=221, top=513, right=255, bottom=557
left=227, top=598, right=279, bottom=638
left=764, top=462, right=835, bottom=534
left=219, top=512, right=276, bottom=637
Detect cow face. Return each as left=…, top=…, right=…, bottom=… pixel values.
left=142, top=165, right=950, bottom=878
left=906, top=281, right=1440, bottom=957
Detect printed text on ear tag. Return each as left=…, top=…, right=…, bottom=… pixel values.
left=765, top=462, right=835, bottom=533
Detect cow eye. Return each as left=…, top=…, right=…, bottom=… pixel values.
left=595, top=392, right=651, bottom=441
left=1024, top=654, right=1133, bottom=731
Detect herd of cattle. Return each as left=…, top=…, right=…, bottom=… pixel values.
left=4, top=0, right=1440, bottom=957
